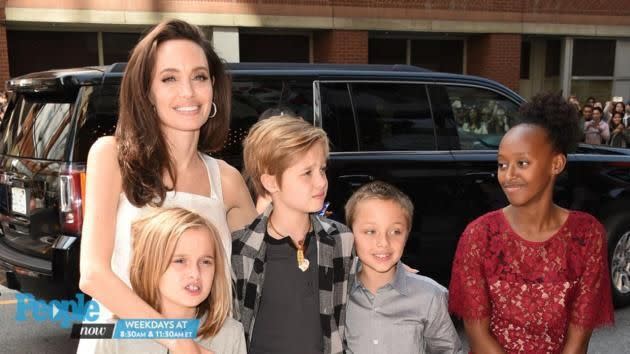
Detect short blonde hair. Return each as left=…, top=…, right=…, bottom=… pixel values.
left=243, top=115, right=329, bottom=197
left=344, top=181, right=414, bottom=229
left=129, top=208, right=230, bottom=339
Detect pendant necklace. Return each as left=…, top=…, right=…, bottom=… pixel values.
left=268, top=217, right=310, bottom=272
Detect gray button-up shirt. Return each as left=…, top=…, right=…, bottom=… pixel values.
left=345, top=260, right=462, bottom=354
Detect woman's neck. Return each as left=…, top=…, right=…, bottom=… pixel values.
left=163, top=129, right=201, bottom=172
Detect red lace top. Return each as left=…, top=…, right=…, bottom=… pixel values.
left=448, top=210, right=614, bottom=354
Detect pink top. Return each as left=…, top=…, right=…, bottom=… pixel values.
left=449, top=210, right=614, bottom=354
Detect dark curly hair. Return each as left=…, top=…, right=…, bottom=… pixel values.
left=517, top=92, right=580, bottom=155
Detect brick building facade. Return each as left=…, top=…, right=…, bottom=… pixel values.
left=1, top=0, right=630, bottom=99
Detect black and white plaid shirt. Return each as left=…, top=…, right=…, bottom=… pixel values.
left=231, top=206, right=355, bottom=354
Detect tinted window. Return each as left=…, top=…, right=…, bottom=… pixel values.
left=320, top=83, right=357, bottom=152
left=73, top=85, right=119, bottom=162
left=7, top=30, right=98, bottom=77
left=219, top=79, right=314, bottom=165
left=0, top=94, right=74, bottom=160
left=350, top=83, right=435, bottom=151
left=573, top=39, right=615, bottom=77
left=239, top=34, right=309, bottom=63
left=446, top=85, right=520, bottom=150
left=369, top=38, right=406, bottom=65
left=281, top=80, right=314, bottom=122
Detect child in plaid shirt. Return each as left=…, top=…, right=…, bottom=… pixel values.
left=231, top=115, right=354, bottom=354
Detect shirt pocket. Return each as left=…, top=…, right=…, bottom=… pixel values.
left=386, top=323, right=424, bottom=354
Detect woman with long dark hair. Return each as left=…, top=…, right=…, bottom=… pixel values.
left=77, top=19, right=256, bottom=354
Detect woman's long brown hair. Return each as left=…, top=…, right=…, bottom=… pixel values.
left=116, top=19, right=231, bottom=207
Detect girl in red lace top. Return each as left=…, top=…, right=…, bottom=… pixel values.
left=449, top=93, right=614, bottom=354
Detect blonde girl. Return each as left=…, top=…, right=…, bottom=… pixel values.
left=94, top=207, right=245, bottom=353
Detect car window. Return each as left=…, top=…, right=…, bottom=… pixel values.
left=350, top=83, right=435, bottom=151
left=280, top=79, right=314, bottom=123
left=319, top=82, right=357, bottom=152
left=73, top=85, right=119, bottom=162
left=0, top=94, right=74, bottom=161
left=445, top=85, right=520, bottom=150
left=218, top=78, right=315, bottom=167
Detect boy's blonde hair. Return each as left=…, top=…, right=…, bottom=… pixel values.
left=344, top=181, right=414, bottom=229
left=243, top=115, right=329, bottom=198
left=129, top=208, right=230, bottom=339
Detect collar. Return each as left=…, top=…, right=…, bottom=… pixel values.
left=351, top=259, right=409, bottom=296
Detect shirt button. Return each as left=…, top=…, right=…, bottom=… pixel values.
left=373, top=339, right=379, bottom=345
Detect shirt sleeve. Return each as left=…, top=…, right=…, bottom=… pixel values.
left=232, top=324, right=248, bottom=354
left=424, top=290, right=464, bottom=354
left=569, top=219, right=615, bottom=329
left=448, top=222, right=491, bottom=320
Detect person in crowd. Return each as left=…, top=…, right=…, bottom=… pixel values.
left=608, top=111, right=628, bottom=148
left=577, top=104, right=594, bottom=142
left=449, top=92, right=614, bottom=354
left=583, top=106, right=609, bottom=144
left=232, top=116, right=354, bottom=354
left=604, top=100, right=626, bottom=122
left=581, top=104, right=593, bottom=122
left=463, top=107, right=488, bottom=134
left=343, top=181, right=462, bottom=354
left=624, top=100, right=630, bottom=126
left=487, top=107, right=510, bottom=134
left=586, top=96, right=596, bottom=106
left=78, top=19, right=256, bottom=354
left=94, top=208, right=246, bottom=354
left=244, top=106, right=299, bottom=214
left=453, top=100, right=467, bottom=126
left=568, top=94, right=581, bottom=113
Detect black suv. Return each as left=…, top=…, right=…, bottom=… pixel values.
left=1, top=63, right=630, bottom=308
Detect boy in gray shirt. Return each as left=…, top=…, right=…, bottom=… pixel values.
left=344, top=181, right=462, bottom=354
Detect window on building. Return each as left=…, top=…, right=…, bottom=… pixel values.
left=369, top=38, right=406, bottom=65
left=7, top=31, right=99, bottom=77
left=103, top=33, right=141, bottom=64
left=350, top=83, right=435, bottom=151
left=411, top=40, right=463, bottom=73
left=545, top=39, right=561, bottom=78
left=520, top=41, right=531, bottom=79
left=239, top=34, right=309, bottom=63
left=573, top=39, right=615, bottom=76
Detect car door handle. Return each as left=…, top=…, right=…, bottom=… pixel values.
left=338, top=174, right=375, bottom=188
left=464, top=172, right=496, bottom=183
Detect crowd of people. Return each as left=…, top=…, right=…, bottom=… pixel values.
left=67, top=18, right=614, bottom=354
left=570, top=95, right=630, bottom=147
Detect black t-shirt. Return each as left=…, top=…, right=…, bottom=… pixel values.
left=249, top=230, right=323, bottom=354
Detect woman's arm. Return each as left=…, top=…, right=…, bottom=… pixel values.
left=218, top=160, right=257, bottom=232
left=78, top=137, right=205, bottom=354
left=464, top=319, right=507, bottom=354
left=561, top=324, right=592, bottom=354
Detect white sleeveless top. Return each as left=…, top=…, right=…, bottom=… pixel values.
left=77, top=154, right=231, bottom=354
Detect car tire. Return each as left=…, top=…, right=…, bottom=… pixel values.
left=606, top=214, right=630, bottom=308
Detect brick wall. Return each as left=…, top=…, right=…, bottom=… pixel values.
left=314, top=30, right=368, bottom=64
left=467, top=34, right=521, bottom=91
